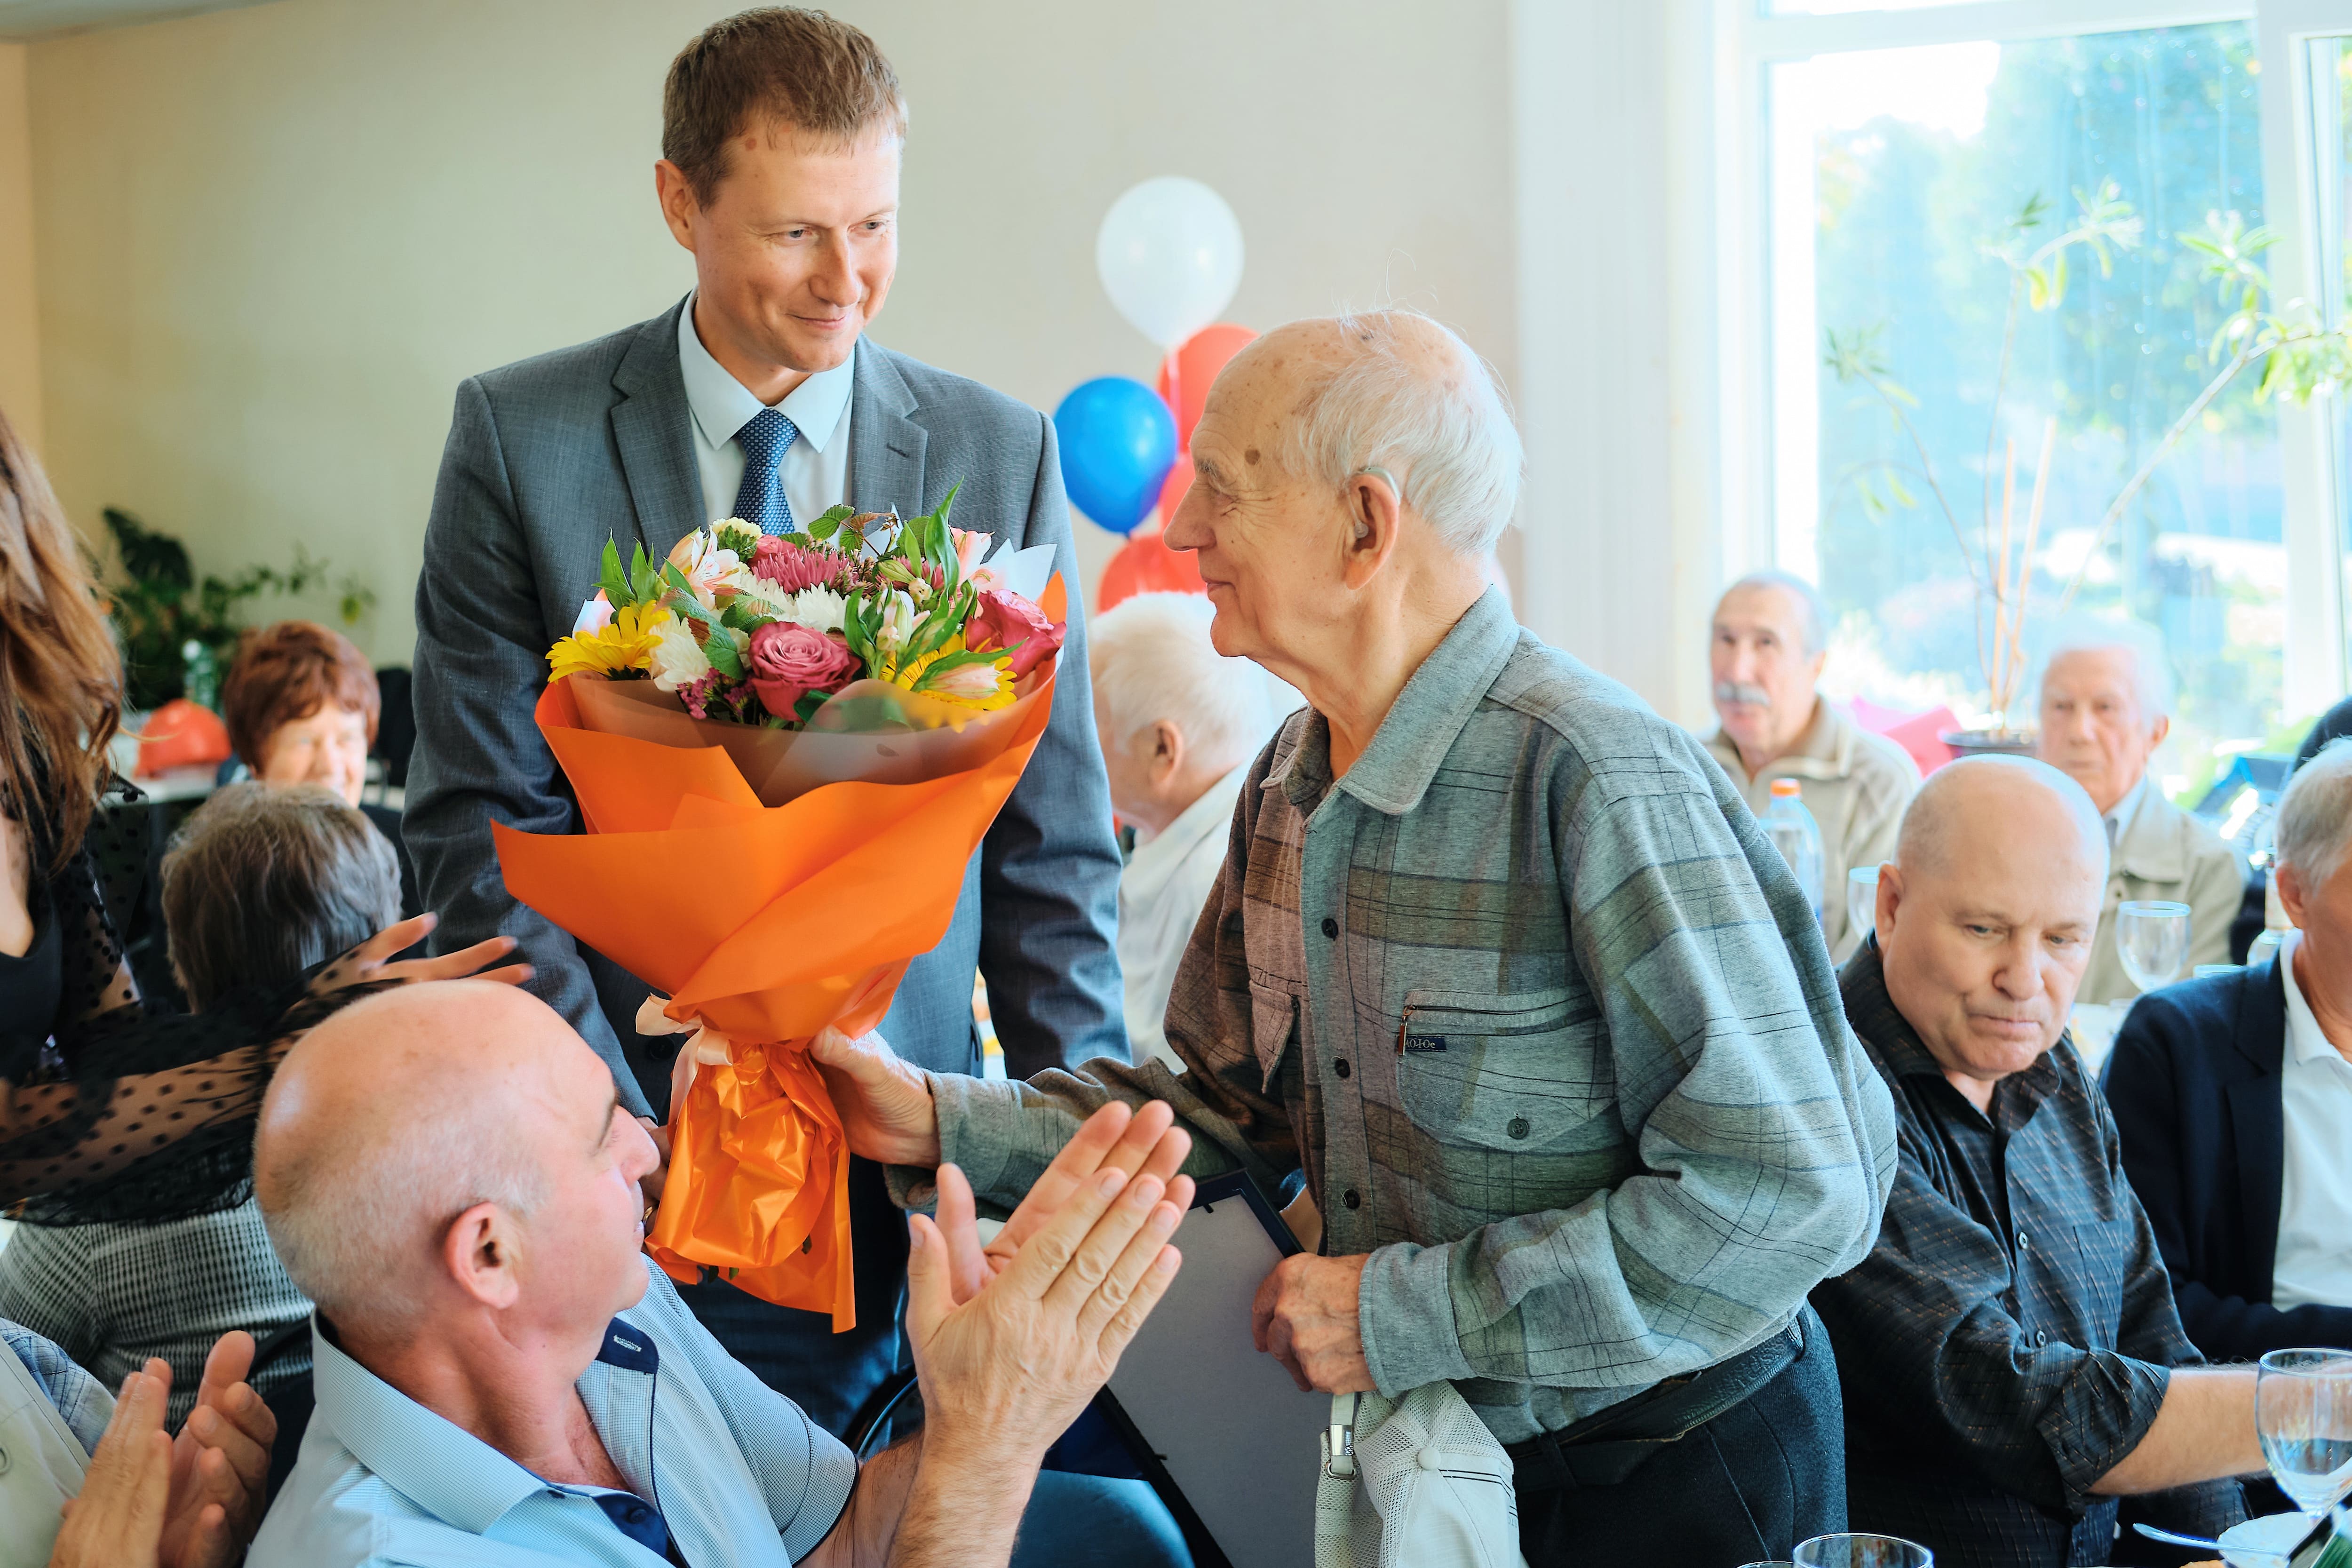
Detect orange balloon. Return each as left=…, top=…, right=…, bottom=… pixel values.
left=1097, top=525, right=1205, bottom=615
left=1155, top=323, right=1256, bottom=448
left=136, top=698, right=232, bottom=776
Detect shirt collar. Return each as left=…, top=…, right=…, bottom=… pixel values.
left=2105, top=774, right=2149, bottom=844
left=1127, top=764, right=1246, bottom=891
left=1266, top=589, right=1518, bottom=818
left=307, top=1310, right=659, bottom=1536
left=676, top=292, right=856, bottom=456
left=2276, top=930, right=2342, bottom=1067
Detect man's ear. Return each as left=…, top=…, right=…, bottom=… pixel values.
left=2148, top=713, right=2170, bottom=750
left=1340, top=470, right=1405, bottom=591
left=1150, top=719, right=1187, bottom=784
left=442, top=1201, right=524, bottom=1313
left=1875, top=862, right=1903, bottom=947
left=2278, top=862, right=2311, bottom=930
left=654, top=160, right=700, bottom=253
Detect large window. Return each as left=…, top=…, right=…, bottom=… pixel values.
left=1738, top=0, right=2352, bottom=784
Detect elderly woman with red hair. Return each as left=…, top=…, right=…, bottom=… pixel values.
left=220, top=621, right=417, bottom=919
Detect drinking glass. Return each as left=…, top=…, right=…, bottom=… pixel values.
left=1848, top=866, right=1880, bottom=943
left=2257, top=1348, right=2352, bottom=1514
left=1794, top=1536, right=1931, bottom=1568
left=2116, top=900, right=2192, bottom=994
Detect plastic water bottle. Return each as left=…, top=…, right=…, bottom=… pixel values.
left=1763, top=778, right=1827, bottom=930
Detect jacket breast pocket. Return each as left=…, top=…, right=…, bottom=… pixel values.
left=1394, top=985, right=1610, bottom=1153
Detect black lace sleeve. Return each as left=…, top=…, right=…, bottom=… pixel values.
left=4, top=791, right=394, bottom=1225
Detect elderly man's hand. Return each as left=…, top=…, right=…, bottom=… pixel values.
left=163, top=1333, right=277, bottom=1568
left=1252, top=1253, right=1375, bottom=1394
left=50, top=1364, right=174, bottom=1568
left=807, top=1025, right=941, bottom=1167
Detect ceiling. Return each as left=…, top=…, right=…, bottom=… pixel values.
left=0, top=0, right=276, bottom=41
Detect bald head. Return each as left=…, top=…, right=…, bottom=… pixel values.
left=1879, top=757, right=2110, bottom=1094
left=256, top=981, right=636, bottom=1338
left=1208, top=309, right=1522, bottom=557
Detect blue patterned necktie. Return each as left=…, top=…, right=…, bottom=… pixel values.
left=732, top=406, right=800, bottom=534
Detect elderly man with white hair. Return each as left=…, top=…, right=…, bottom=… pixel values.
left=2105, top=739, right=2352, bottom=1369
left=812, top=309, right=1899, bottom=1566
left=2033, top=635, right=2239, bottom=1003
left=1704, top=569, right=1919, bottom=959
left=1091, top=591, right=1294, bottom=1070
left=1812, top=756, right=2257, bottom=1568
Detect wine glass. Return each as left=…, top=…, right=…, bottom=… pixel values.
left=2116, top=900, right=2192, bottom=995
left=2257, top=1348, right=2352, bottom=1515
left=1848, top=866, right=1880, bottom=943
left=1794, top=1536, right=1931, bottom=1568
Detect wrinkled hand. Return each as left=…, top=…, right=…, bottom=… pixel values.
left=50, top=1363, right=174, bottom=1568
left=807, top=1025, right=939, bottom=1167
left=1252, top=1252, right=1375, bottom=1394
left=308, top=913, right=532, bottom=998
left=161, top=1332, right=276, bottom=1568
left=907, top=1161, right=1184, bottom=1470
left=931, top=1101, right=1194, bottom=1302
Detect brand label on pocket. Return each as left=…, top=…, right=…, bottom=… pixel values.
left=1404, top=1034, right=1448, bottom=1053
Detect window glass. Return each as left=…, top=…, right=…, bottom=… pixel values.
left=2309, top=35, right=2352, bottom=685
left=1771, top=23, right=2280, bottom=786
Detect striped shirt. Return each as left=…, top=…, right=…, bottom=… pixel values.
left=250, top=1258, right=855, bottom=1568
left=917, top=588, right=1899, bottom=1443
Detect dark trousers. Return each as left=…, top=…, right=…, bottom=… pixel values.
left=1518, top=1309, right=1847, bottom=1568
left=673, top=1155, right=912, bottom=1440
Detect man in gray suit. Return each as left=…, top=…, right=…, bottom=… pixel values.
left=403, top=8, right=1127, bottom=1437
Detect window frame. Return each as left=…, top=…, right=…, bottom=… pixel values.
left=1719, top=0, right=2352, bottom=725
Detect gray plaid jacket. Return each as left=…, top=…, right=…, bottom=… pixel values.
left=917, top=588, right=1899, bottom=1443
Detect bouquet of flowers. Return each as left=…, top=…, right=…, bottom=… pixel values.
left=493, top=490, right=1067, bottom=1329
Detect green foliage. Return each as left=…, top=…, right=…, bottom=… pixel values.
left=597, top=539, right=663, bottom=608
left=98, top=508, right=377, bottom=713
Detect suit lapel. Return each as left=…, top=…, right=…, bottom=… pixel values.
left=848, top=338, right=929, bottom=521
left=610, top=298, right=704, bottom=561
left=2229, top=958, right=2289, bottom=1290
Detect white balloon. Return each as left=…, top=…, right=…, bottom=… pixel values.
left=1095, top=177, right=1245, bottom=351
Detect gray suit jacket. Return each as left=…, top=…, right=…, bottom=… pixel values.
left=405, top=299, right=1127, bottom=1118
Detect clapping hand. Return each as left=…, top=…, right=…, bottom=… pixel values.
left=48, top=1332, right=276, bottom=1568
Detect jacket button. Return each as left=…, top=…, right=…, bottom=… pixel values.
left=1321, top=917, right=1339, bottom=939
left=1508, top=1117, right=1530, bottom=1139
left=2017, top=1232, right=2030, bottom=1252
left=1343, top=1188, right=1362, bottom=1210
left=2035, top=1329, right=2050, bottom=1347
left=1334, top=1058, right=1351, bottom=1078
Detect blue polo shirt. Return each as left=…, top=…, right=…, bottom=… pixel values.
left=249, top=1259, right=857, bottom=1567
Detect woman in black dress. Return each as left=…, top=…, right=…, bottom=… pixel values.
left=0, top=402, right=525, bottom=1222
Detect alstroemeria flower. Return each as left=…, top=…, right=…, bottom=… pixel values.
left=949, top=527, right=992, bottom=580
left=666, top=529, right=742, bottom=606
left=572, top=590, right=615, bottom=636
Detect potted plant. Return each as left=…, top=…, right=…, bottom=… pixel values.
left=1827, top=183, right=2352, bottom=753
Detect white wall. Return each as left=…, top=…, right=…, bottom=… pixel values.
left=23, top=0, right=1519, bottom=667
left=0, top=40, right=40, bottom=454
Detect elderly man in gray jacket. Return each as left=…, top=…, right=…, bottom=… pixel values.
left=814, top=310, right=1900, bottom=1565
left=401, top=10, right=1124, bottom=1439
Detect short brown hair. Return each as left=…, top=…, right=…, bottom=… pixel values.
left=663, top=8, right=906, bottom=204
left=161, top=781, right=399, bottom=1011
left=222, top=621, right=379, bottom=773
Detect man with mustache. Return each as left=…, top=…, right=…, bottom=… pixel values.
left=1811, top=756, right=2263, bottom=1568
left=1704, top=572, right=1917, bottom=959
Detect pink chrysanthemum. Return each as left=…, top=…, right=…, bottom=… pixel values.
left=753, top=536, right=844, bottom=596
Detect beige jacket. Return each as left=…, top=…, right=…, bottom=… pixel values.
left=1704, top=697, right=1920, bottom=960
left=2081, top=786, right=2244, bottom=1006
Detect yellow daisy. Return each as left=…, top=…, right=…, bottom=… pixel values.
left=548, top=602, right=670, bottom=682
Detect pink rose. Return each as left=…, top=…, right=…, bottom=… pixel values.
left=964, top=588, right=1065, bottom=679
left=746, top=621, right=859, bottom=715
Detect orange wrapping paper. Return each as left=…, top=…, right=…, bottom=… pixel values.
left=493, top=581, right=1064, bottom=1330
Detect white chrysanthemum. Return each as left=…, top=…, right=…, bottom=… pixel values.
left=649, top=617, right=712, bottom=693
left=783, top=588, right=847, bottom=633
left=722, top=565, right=795, bottom=618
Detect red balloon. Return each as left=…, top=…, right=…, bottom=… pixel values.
left=1155, top=323, right=1257, bottom=449
left=1097, top=525, right=1205, bottom=615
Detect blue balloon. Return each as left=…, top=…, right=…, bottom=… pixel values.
left=1054, top=376, right=1177, bottom=535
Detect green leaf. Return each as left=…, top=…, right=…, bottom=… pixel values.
left=703, top=627, right=745, bottom=680
left=911, top=644, right=1010, bottom=687
left=596, top=539, right=631, bottom=606
left=810, top=517, right=839, bottom=542
left=721, top=599, right=771, bottom=633
left=810, top=504, right=857, bottom=532
left=714, top=519, right=760, bottom=558
left=2026, top=265, right=2050, bottom=311
left=2048, top=251, right=2068, bottom=309
left=1886, top=473, right=1917, bottom=509
left=630, top=544, right=661, bottom=604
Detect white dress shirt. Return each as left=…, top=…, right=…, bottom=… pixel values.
left=1117, top=765, right=1248, bottom=1072
left=2273, top=930, right=2352, bottom=1312
left=676, top=294, right=856, bottom=529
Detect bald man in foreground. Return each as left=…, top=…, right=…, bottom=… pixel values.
left=1810, top=758, right=2260, bottom=1568
left=245, top=982, right=1196, bottom=1568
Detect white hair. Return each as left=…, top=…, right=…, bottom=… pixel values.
left=1279, top=309, right=1524, bottom=557
left=2036, top=625, right=2175, bottom=723
left=1090, top=592, right=1297, bottom=767
left=2278, top=738, right=2352, bottom=886
left=258, top=1088, right=547, bottom=1332
left=1718, top=570, right=1831, bottom=656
